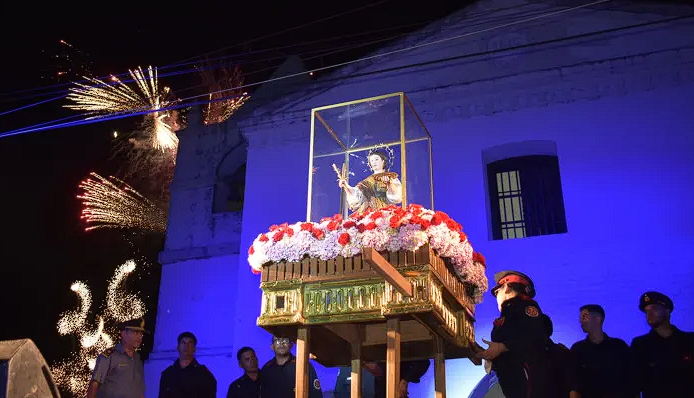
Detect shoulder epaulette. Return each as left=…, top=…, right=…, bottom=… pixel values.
left=102, top=348, right=114, bottom=358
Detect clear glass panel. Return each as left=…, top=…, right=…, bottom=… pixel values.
left=308, top=93, right=434, bottom=221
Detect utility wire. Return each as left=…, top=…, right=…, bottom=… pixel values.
left=1, top=0, right=620, bottom=138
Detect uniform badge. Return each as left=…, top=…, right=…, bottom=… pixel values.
left=314, top=379, right=321, bottom=390
left=525, top=306, right=539, bottom=317
left=644, top=295, right=650, bottom=302
left=493, top=317, right=505, bottom=327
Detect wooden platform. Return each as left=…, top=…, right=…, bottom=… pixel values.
left=257, top=243, right=481, bottom=367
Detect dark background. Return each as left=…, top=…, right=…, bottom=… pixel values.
left=0, top=0, right=468, bottom=366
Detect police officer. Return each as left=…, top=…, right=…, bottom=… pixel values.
left=159, top=331, right=217, bottom=398
left=260, top=335, right=322, bottom=398
left=87, top=318, right=147, bottom=398
left=631, top=291, right=694, bottom=398
left=476, top=270, right=549, bottom=398
left=227, top=346, right=260, bottom=398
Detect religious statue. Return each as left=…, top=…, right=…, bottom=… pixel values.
left=333, top=149, right=402, bottom=213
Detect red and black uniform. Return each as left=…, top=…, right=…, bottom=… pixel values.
left=491, top=296, right=550, bottom=398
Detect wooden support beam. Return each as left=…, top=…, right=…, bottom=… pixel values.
left=386, top=318, right=401, bottom=398
left=295, top=327, right=310, bottom=398
left=362, top=248, right=413, bottom=297
left=351, top=343, right=362, bottom=398
left=434, top=335, right=447, bottom=398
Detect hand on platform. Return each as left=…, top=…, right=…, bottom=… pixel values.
left=476, top=338, right=507, bottom=360
left=484, top=359, right=493, bottom=374
left=398, top=379, right=409, bottom=398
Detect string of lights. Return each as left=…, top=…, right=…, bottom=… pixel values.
left=0, top=1, right=543, bottom=104
left=0, top=0, right=625, bottom=138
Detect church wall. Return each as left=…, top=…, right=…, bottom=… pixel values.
left=147, top=2, right=694, bottom=397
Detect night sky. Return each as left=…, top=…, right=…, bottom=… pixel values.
left=0, top=0, right=468, bottom=369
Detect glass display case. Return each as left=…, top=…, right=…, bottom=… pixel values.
left=307, top=92, right=433, bottom=221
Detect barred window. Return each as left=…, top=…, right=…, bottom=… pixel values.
left=487, top=155, right=567, bottom=240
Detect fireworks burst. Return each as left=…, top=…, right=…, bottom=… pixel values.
left=77, top=172, right=167, bottom=233
left=65, top=66, right=182, bottom=151
left=57, top=282, right=91, bottom=335
left=199, top=63, right=250, bottom=125
left=106, top=260, right=146, bottom=322
left=52, top=260, right=146, bottom=397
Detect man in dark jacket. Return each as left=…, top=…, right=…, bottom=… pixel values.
left=260, top=335, right=322, bottom=398
left=631, top=291, right=694, bottom=398
left=477, top=270, right=550, bottom=398
left=542, top=314, right=577, bottom=398
left=159, top=331, right=217, bottom=398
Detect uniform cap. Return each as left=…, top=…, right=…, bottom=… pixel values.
left=639, top=291, right=673, bottom=312
left=491, top=270, right=536, bottom=298
left=119, top=318, right=149, bottom=333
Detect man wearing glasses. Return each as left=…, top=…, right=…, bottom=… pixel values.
left=260, top=335, right=322, bottom=398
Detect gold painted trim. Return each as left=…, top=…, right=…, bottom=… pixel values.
left=399, top=93, right=407, bottom=208
left=307, top=110, right=316, bottom=222
left=311, top=92, right=402, bottom=112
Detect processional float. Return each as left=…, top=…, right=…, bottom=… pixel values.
left=247, top=93, right=489, bottom=398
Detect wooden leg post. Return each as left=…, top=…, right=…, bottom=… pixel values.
left=351, top=343, right=362, bottom=398
left=434, top=335, right=446, bottom=398
left=386, top=318, right=401, bottom=398
left=296, top=327, right=310, bottom=398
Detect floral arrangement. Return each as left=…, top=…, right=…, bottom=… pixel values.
left=248, top=204, right=488, bottom=303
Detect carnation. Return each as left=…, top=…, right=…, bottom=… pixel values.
left=247, top=205, right=488, bottom=302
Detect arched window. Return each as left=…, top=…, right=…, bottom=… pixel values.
left=483, top=141, right=568, bottom=240
left=212, top=142, right=247, bottom=214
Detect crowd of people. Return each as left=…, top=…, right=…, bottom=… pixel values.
left=85, top=270, right=693, bottom=398
left=475, top=270, right=694, bottom=398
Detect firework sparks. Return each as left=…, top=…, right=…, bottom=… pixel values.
left=106, top=260, right=146, bottom=322
left=57, top=282, right=91, bottom=335
left=199, top=63, right=250, bottom=125
left=77, top=172, right=167, bottom=233
left=52, top=260, right=146, bottom=396
left=65, top=66, right=181, bottom=151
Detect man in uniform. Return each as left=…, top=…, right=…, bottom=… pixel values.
left=159, top=331, right=217, bottom=398
left=259, top=335, right=322, bottom=398
left=87, top=318, right=147, bottom=398
left=226, top=346, right=260, bottom=398
left=570, top=304, right=635, bottom=398
left=476, top=270, right=549, bottom=398
left=631, top=291, right=694, bottom=398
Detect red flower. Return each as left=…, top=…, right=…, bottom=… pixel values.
left=338, top=233, right=351, bottom=246
left=420, top=220, right=430, bottom=230
left=269, top=224, right=280, bottom=232
left=435, top=211, right=450, bottom=221
left=431, top=214, right=443, bottom=226
left=251, top=268, right=261, bottom=275
left=446, top=219, right=462, bottom=232
left=320, top=216, right=333, bottom=223
left=312, top=229, right=325, bottom=240
left=458, top=232, right=468, bottom=243
left=389, top=216, right=401, bottom=229
left=300, top=223, right=313, bottom=232
left=365, top=222, right=377, bottom=231
left=248, top=245, right=255, bottom=255
left=410, top=215, right=422, bottom=225
left=357, top=224, right=366, bottom=233
left=343, top=221, right=356, bottom=229
left=259, top=234, right=269, bottom=242
left=473, top=252, right=486, bottom=266
left=273, top=231, right=284, bottom=242
left=370, top=211, right=384, bottom=220
left=284, top=227, right=294, bottom=237
left=326, top=221, right=339, bottom=231
left=332, top=213, right=343, bottom=222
